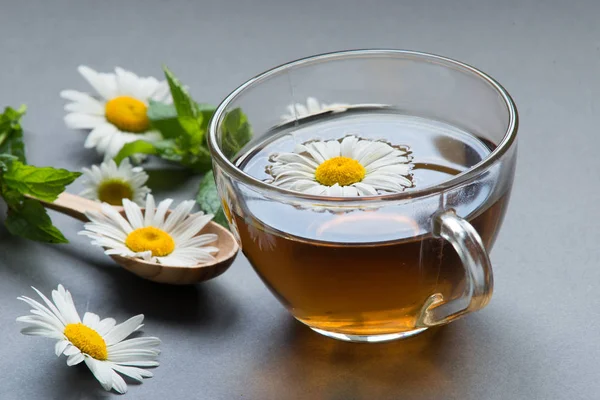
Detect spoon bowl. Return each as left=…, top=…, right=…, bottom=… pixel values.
left=39, top=192, right=239, bottom=284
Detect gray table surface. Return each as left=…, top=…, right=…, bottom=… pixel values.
left=0, top=0, right=598, bottom=399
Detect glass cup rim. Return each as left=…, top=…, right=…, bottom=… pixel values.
left=208, top=49, right=518, bottom=203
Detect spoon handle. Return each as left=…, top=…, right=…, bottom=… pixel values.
left=35, top=192, right=120, bottom=222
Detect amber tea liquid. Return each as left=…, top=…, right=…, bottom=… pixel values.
left=233, top=109, right=511, bottom=336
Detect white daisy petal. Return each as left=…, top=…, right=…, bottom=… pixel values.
left=20, top=327, right=63, bottom=339
left=109, top=363, right=153, bottom=382
left=83, top=312, right=101, bottom=330
left=152, top=198, right=174, bottom=227
left=144, top=194, right=156, bottom=226
left=104, top=315, right=144, bottom=346
left=96, top=318, right=117, bottom=336
left=111, top=369, right=128, bottom=394
left=67, top=352, right=85, bottom=366
left=64, top=346, right=82, bottom=357
left=85, top=357, right=114, bottom=391
left=162, top=200, right=196, bottom=232
left=64, top=113, right=106, bottom=129
left=78, top=66, right=118, bottom=100
left=123, top=199, right=144, bottom=229
left=55, top=340, right=70, bottom=356
left=116, top=360, right=159, bottom=368
left=108, top=337, right=161, bottom=352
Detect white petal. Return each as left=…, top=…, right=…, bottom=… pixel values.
left=152, top=199, right=174, bottom=227
left=340, top=136, right=359, bottom=157
left=123, top=199, right=144, bottom=230
left=64, top=113, right=106, bottom=129
left=16, top=316, right=62, bottom=333
left=324, top=140, right=341, bottom=158
left=96, top=318, right=117, bottom=336
left=20, top=326, right=63, bottom=339
left=64, top=345, right=82, bottom=356
left=111, top=369, right=128, bottom=394
left=100, top=203, right=133, bottom=234
left=83, top=312, right=101, bottom=330
left=51, top=287, right=80, bottom=324
left=179, top=233, right=218, bottom=248
left=115, top=360, right=159, bottom=367
left=271, top=157, right=317, bottom=172
left=55, top=340, right=70, bottom=356
left=325, top=184, right=343, bottom=197
left=108, top=337, right=161, bottom=353
left=67, top=352, right=85, bottom=366
left=30, top=287, right=67, bottom=325
left=144, top=195, right=156, bottom=226
left=109, top=364, right=153, bottom=382
left=162, top=200, right=195, bottom=232
left=104, top=315, right=144, bottom=346
left=78, top=65, right=118, bottom=100
left=84, top=124, right=118, bottom=149
left=171, top=214, right=213, bottom=243
left=84, top=357, right=114, bottom=391
left=352, top=182, right=379, bottom=196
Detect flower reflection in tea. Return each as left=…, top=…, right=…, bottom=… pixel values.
left=266, top=135, right=414, bottom=197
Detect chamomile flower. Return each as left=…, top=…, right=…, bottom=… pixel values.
left=267, top=135, right=413, bottom=196
left=17, top=284, right=160, bottom=394
left=61, top=66, right=171, bottom=160
left=280, top=97, right=348, bottom=122
left=80, top=195, right=219, bottom=267
left=79, top=159, right=150, bottom=206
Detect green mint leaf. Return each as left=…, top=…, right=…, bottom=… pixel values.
left=3, top=160, right=81, bottom=202
left=5, top=199, right=68, bottom=243
left=114, top=140, right=158, bottom=164
left=147, top=101, right=186, bottom=140
left=163, top=67, right=197, bottom=119
left=196, top=170, right=228, bottom=227
left=221, top=107, right=252, bottom=159
left=0, top=105, right=27, bottom=163
left=163, top=67, right=205, bottom=152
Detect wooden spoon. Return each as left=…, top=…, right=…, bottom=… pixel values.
left=38, top=192, right=239, bottom=285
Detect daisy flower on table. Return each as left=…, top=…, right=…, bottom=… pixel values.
left=280, top=97, right=348, bottom=122
left=79, top=159, right=150, bottom=206
left=267, top=135, right=413, bottom=197
left=61, top=66, right=171, bottom=160
left=79, top=194, right=219, bottom=267
left=17, top=284, right=160, bottom=394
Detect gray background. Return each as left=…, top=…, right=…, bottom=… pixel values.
left=0, top=0, right=597, bottom=399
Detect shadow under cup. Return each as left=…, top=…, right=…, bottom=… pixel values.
left=208, top=50, right=518, bottom=343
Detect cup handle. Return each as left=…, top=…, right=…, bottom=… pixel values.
left=416, top=209, right=494, bottom=327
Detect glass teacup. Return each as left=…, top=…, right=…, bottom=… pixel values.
left=208, top=50, right=517, bottom=342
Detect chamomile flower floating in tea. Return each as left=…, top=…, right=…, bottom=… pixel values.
left=280, top=97, right=348, bottom=122
left=80, top=194, right=219, bottom=267
left=267, top=135, right=413, bottom=196
left=79, top=159, right=150, bottom=206
left=17, top=285, right=160, bottom=394
left=61, top=66, right=171, bottom=160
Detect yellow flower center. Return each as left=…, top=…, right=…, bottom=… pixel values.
left=97, top=179, right=134, bottom=206
left=105, top=96, right=150, bottom=133
left=314, top=156, right=366, bottom=187
left=64, top=323, right=108, bottom=360
left=125, top=226, right=175, bottom=257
